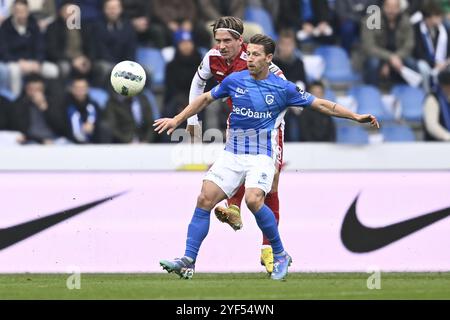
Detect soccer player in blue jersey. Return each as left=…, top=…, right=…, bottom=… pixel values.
left=154, top=34, right=379, bottom=280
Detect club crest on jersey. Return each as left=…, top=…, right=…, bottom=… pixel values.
left=265, top=95, right=274, bottom=105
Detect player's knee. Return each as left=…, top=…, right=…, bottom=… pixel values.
left=196, top=193, right=215, bottom=210
left=245, top=192, right=265, bottom=213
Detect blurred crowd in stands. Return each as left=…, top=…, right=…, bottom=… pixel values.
left=1, top=0, right=450, bottom=145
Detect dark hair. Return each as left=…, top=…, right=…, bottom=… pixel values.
left=71, top=75, right=89, bottom=84
left=421, top=0, right=444, bottom=18
left=308, top=81, right=325, bottom=91
left=24, top=73, right=44, bottom=84
left=211, top=16, right=244, bottom=39
left=278, top=29, right=296, bottom=40
left=14, top=0, right=28, bottom=6
left=249, top=34, right=276, bottom=55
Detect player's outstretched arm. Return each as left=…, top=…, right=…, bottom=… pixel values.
left=186, top=72, right=209, bottom=141
left=153, top=92, right=215, bottom=135
left=310, top=98, right=380, bottom=128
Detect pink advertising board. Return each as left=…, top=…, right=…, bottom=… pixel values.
left=0, top=171, right=449, bottom=272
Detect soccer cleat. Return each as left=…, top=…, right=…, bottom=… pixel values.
left=214, top=204, right=243, bottom=231
left=271, top=252, right=292, bottom=281
left=159, top=257, right=195, bottom=279
left=260, top=247, right=274, bottom=274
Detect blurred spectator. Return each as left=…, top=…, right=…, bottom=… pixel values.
left=46, top=1, right=96, bottom=80
left=55, top=0, right=103, bottom=26
left=273, top=29, right=307, bottom=88
left=93, top=0, right=137, bottom=87
left=0, top=93, right=25, bottom=144
left=121, top=0, right=166, bottom=48
left=277, top=0, right=334, bottom=46
left=423, top=69, right=450, bottom=141
left=196, top=0, right=245, bottom=21
left=9, top=73, right=67, bottom=144
left=246, top=0, right=280, bottom=22
left=103, top=92, right=158, bottom=143
left=28, top=0, right=56, bottom=31
left=335, top=0, right=379, bottom=54
left=163, top=30, right=202, bottom=120
left=0, top=0, right=14, bottom=25
left=439, top=0, right=450, bottom=26
left=0, top=0, right=58, bottom=95
left=413, top=0, right=450, bottom=93
left=152, top=0, right=210, bottom=48
left=0, top=94, right=12, bottom=130
left=285, top=81, right=336, bottom=142
left=361, top=0, right=415, bottom=87
left=62, top=76, right=104, bottom=143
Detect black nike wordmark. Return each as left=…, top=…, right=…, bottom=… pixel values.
left=341, top=194, right=450, bottom=253
left=0, top=191, right=126, bottom=251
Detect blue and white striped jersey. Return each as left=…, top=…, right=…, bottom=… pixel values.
left=211, top=70, right=315, bottom=156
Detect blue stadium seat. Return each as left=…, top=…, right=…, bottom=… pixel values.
left=89, top=87, right=109, bottom=110
left=0, top=88, right=16, bottom=101
left=314, top=46, right=359, bottom=83
left=391, top=85, right=426, bottom=122
left=336, top=125, right=369, bottom=144
left=349, top=85, right=394, bottom=121
left=244, top=6, right=277, bottom=40
left=136, top=47, right=166, bottom=87
left=381, top=124, right=415, bottom=142
left=324, top=87, right=336, bottom=101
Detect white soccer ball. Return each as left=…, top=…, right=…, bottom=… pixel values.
left=110, top=60, right=146, bottom=97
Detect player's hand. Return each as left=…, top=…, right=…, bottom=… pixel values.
left=355, top=114, right=380, bottom=128
left=186, top=124, right=202, bottom=143
left=153, top=118, right=179, bottom=135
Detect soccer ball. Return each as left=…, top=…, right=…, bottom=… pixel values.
left=110, top=61, right=146, bottom=97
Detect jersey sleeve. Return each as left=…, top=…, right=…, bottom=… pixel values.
left=286, top=81, right=315, bottom=107
left=269, top=62, right=286, bottom=80
left=196, top=50, right=214, bottom=81
left=210, top=74, right=232, bottom=100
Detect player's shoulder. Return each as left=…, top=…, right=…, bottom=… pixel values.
left=206, top=48, right=222, bottom=58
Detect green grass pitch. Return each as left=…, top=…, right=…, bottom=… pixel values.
left=1, top=273, right=449, bottom=299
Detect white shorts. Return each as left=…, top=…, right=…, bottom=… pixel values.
left=204, top=150, right=276, bottom=198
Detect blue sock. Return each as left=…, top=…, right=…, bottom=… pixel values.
left=184, top=207, right=210, bottom=261
left=254, top=204, right=284, bottom=254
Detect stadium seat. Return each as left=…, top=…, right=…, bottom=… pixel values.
left=381, top=124, right=416, bottom=142
left=336, top=125, right=369, bottom=144
left=0, top=88, right=16, bottom=101
left=314, top=46, right=359, bottom=83
left=89, top=87, right=109, bottom=110
left=136, top=47, right=166, bottom=87
left=324, top=87, right=337, bottom=101
left=391, top=85, right=426, bottom=122
left=348, top=85, right=394, bottom=121
left=244, top=6, right=277, bottom=40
